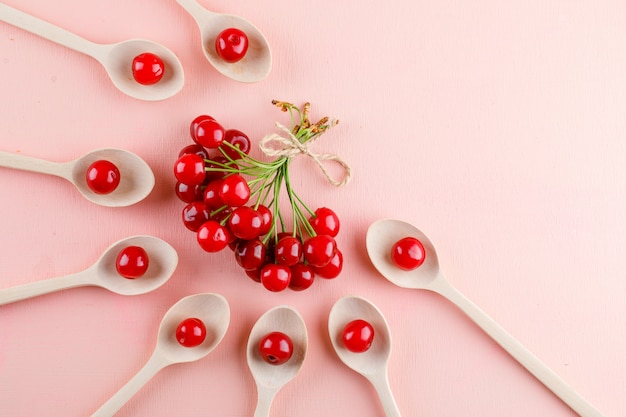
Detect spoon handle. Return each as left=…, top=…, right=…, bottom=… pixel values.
left=368, top=371, right=402, bottom=417
left=431, top=278, right=604, bottom=417
left=0, top=151, right=71, bottom=180
left=91, top=352, right=169, bottom=417
left=0, top=271, right=88, bottom=306
left=253, top=385, right=276, bottom=417
left=0, top=3, right=102, bottom=57
left=175, top=0, right=213, bottom=22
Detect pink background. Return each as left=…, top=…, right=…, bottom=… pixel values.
left=0, top=0, right=624, bottom=416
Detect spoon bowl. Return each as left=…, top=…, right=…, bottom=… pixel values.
left=366, top=219, right=441, bottom=289
left=247, top=305, right=307, bottom=417
left=91, top=293, right=230, bottom=416
left=366, top=218, right=605, bottom=417
left=100, top=39, right=185, bottom=101
left=93, top=235, right=178, bottom=296
left=0, top=3, right=184, bottom=101
left=328, top=295, right=401, bottom=417
left=177, top=0, right=272, bottom=83
left=70, top=148, right=156, bottom=207
left=0, top=235, right=178, bottom=306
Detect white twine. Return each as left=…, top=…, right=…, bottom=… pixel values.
left=259, top=122, right=352, bottom=187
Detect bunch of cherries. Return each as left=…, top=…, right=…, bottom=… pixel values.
left=173, top=101, right=343, bottom=292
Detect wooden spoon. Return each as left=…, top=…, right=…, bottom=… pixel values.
left=0, top=3, right=184, bottom=101
left=0, top=148, right=155, bottom=207
left=0, top=235, right=177, bottom=305
left=328, top=295, right=402, bottom=417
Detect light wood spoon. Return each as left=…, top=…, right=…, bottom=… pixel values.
left=0, top=148, right=155, bottom=207
left=366, top=218, right=605, bottom=417
left=176, top=0, right=271, bottom=83
left=0, top=235, right=177, bottom=306
left=0, top=2, right=184, bottom=101
left=329, top=295, right=402, bottom=417
left=247, top=305, right=307, bottom=417
left=91, top=293, right=230, bottom=417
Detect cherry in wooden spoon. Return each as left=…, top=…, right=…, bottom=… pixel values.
left=0, top=235, right=177, bottom=306
left=247, top=305, right=307, bottom=417
left=91, top=293, right=230, bottom=416
left=328, top=295, right=402, bottom=417
left=0, top=148, right=155, bottom=207
left=176, top=0, right=271, bottom=83
left=0, top=3, right=184, bottom=101
left=366, top=218, right=605, bottom=417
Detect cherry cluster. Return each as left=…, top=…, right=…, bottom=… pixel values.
left=173, top=101, right=344, bottom=292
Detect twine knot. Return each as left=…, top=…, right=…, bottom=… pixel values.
left=259, top=122, right=351, bottom=187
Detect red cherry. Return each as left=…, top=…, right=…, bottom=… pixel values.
left=194, top=119, right=225, bottom=148
left=204, top=156, right=229, bottom=182
left=258, top=332, right=293, bottom=365
left=197, top=220, right=230, bottom=252
left=115, top=246, right=149, bottom=279
left=228, top=206, right=263, bottom=240
left=86, top=160, right=120, bottom=194
left=260, top=264, right=291, bottom=292
left=182, top=201, right=211, bottom=232
left=179, top=143, right=210, bottom=160
left=288, top=263, right=315, bottom=291
left=312, top=249, right=342, bottom=279
left=175, top=181, right=203, bottom=203
left=309, top=207, right=340, bottom=237
left=391, top=237, right=426, bottom=270
left=256, top=205, right=273, bottom=236
left=274, top=236, right=303, bottom=266
left=190, top=115, right=215, bottom=141
left=219, top=174, right=250, bottom=207
left=215, top=28, right=249, bottom=63
left=174, top=154, right=206, bottom=185
left=220, top=129, right=251, bottom=160
left=176, top=317, right=207, bottom=348
left=131, top=52, right=164, bottom=85
left=342, top=319, right=374, bottom=353
left=203, top=180, right=224, bottom=210
left=234, top=239, right=267, bottom=270
left=303, top=235, right=337, bottom=267
left=245, top=267, right=262, bottom=283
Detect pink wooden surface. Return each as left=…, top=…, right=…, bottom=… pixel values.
left=0, top=0, right=624, bottom=416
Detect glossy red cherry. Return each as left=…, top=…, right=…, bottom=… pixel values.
left=219, top=174, right=250, bottom=207
left=176, top=317, right=207, bottom=348
left=220, top=129, right=251, bottom=160
left=215, top=28, right=249, bottom=63
left=312, top=249, right=342, bottom=279
left=197, top=220, right=230, bottom=252
left=260, top=264, right=291, bottom=292
left=234, top=239, right=267, bottom=270
left=391, top=237, right=426, bottom=270
left=179, top=143, right=210, bottom=160
left=182, top=201, right=211, bottom=232
left=228, top=206, right=263, bottom=240
left=204, top=156, right=230, bottom=182
left=256, top=205, right=273, bottom=236
left=131, top=52, right=164, bottom=85
left=288, top=263, right=315, bottom=291
left=115, top=246, right=149, bottom=279
left=86, top=160, right=120, bottom=194
left=309, top=207, right=340, bottom=237
left=174, top=153, right=206, bottom=185
left=303, top=235, right=337, bottom=267
left=245, top=267, right=262, bottom=283
left=274, top=236, right=302, bottom=266
left=194, top=119, right=225, bottom=148
left=175, top=181, right=203, bottom=203
left=203, top=180, right=224, bottom=210
left=258, top=332, right=293, bottom=365
left=342, top=319, right=374, bottom=353
left=190, top=115, right=215, bottom=141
